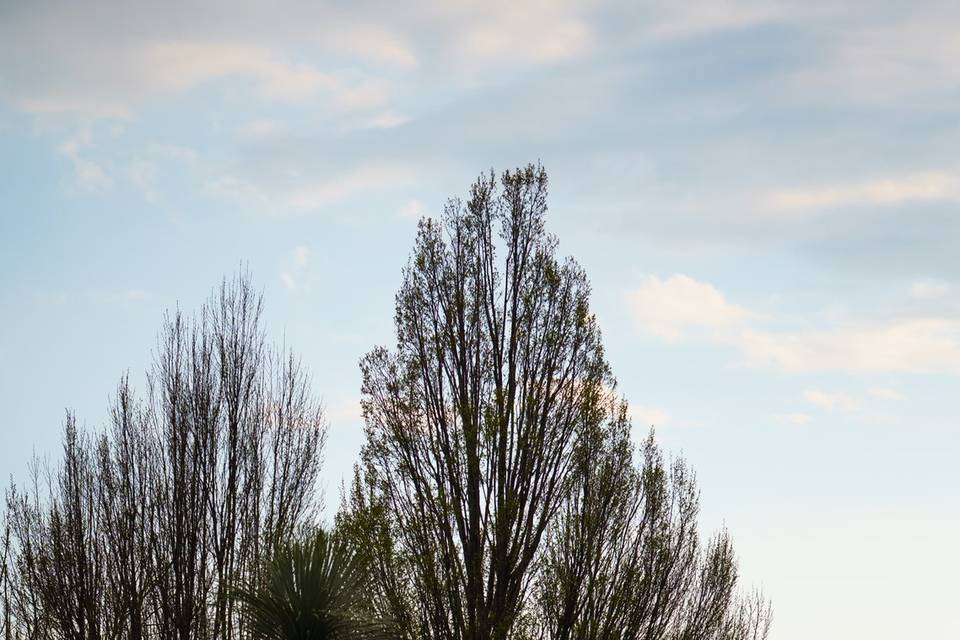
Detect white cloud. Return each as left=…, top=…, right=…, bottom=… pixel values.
left=646, top=0, right=796, bottom=39
left=329, top=397, right=364, bottom=424
left=803, top=390, right=861, bottom=412
left=118, top=289, right=150, bottom=302
left=910, top=280, right=950, bottom=300
left=280, top=272, right=298, bottom=291
left=777, top=413, right=812, bottom=426
left=737, top=319, right=960, bottom=374
left=5, top=35, right=390, bottom=119
left=58, top=130, right=111, bottom=190
left=240, top=119, right=283, bottom=138
left=149, top=143, right=199, bottom=166
left=761, top=173, right=960, bottom=212
left=125, top=158, right=157, bottom=203
left=324, top=25, right=418, bottom=69
left=207, top=175, right=274, bottom=213
left=784, top=15, right=960, bottom=105
left=293, top=245, right=310, bottom=267
left=626, top=274, right=754, bottom=340
left=630, top=274, right=960, bottom=374
left=285, top=165, right=414, bottom=212
left=363, top=111, right=410, bottom=129
left=33, top=289, right=153, bottom=306
left=399, top=199, right=426, bottom=220
left=207, top=163, right=416, bottom=216
left=0, top=1, right=606, bottom=123
left=869, top=387, right=903, bottom=401
left=142, top=42, right=388, bottom=107
left=456, top=0, right=591, bottom=65
left=18, top=97, right=131, bottom=120
left=631, top=404, right=671, bottom=428
left=281, top=245, right=311, bottom=292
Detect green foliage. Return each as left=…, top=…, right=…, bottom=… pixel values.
left=347, top=164, right=771, bottom=640
left=233, top=528, right=396, bottom=640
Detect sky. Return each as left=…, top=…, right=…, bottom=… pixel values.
left=1, top=1, right=958, bottom=637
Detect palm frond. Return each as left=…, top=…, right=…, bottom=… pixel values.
left=234, top=529, right=396, bottom=640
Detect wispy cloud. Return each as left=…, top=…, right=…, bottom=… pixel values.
left=239, top=119, right=283, bottom=138
left=207, top=162, right=416, bottom=216
left=284, top=165, right=415, bottom=213
left=18, top=97, right=131, bottom=120
left=58, top=130, right=111, bottom=190
left=803, top=390, right=860, bottom=412
left=631, top=404, right=672, bottom=428
left=399, top=199, right=426, bottom=220
left=149, top=143, right=199, bottom=166
left=31, top=288, right=152, bottom=305
left=362, top=111, right=410, bottom=130
left=737, top=319, right=960, bottom=374
left=869, top=387, right=903, bottom=401
left=207, top=175, right=275, bottom=213
left=114, top=289, right=151, bottom=302
left=453, top=0, right=592, bottom=66
left=629, top=274, right=960, bottom=374
left=125, top=158, right=157, bottom=204
left=910, top=280, right=950, bottom=300
left=644, top=0, right=798, bottom=39
left=761, top=173, right=960, bottom=212
left=784, top=14, right=960, bottom=105
left=626, top=274, right=754, bottom=340
left=328, top=397, right=364, bottom=424
left=281, top=245, right=311, bottom=292
left=324, top=25, right=418, bottom=69
left=143, top=42, right=388, bottom=107
left=4, top=32, right=391, bottom=120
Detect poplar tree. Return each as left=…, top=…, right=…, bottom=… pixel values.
left=343, top=165, right=770, bottom=640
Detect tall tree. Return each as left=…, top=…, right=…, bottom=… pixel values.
left=347, top=165, right=770, bottom=640
left=2, top=517, right=11, bottom=640
left=2, top=275, right=327, bottom=640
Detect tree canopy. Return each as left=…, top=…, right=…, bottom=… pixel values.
left=2, top=276, right=326, bottom=640
left=1, top=166, right=770, bottom=640
left=342, top=165, right=770, bottom=640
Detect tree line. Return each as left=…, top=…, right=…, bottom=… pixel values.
left=1, top=165, right=770, bottom=640
left=1, top=279, right=325, bottom=639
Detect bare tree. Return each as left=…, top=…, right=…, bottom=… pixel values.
left=346, top=165, right=770, bottom=640
left=2, top=274, right=326, bottom=640
left=1, top=515, right=9, bottom=640
left=2, top=418, right=109, bottom=640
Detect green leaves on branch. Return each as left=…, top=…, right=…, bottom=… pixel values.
left=350, top=164, right=771, bottom=640
left=233, top=529, right=396, bottom=640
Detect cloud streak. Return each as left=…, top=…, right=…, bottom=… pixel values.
left=777, top=413, right=812, bottom=426
left=281, top=245, right=312, bottom=292
left=803, top=390, right=860, bottom=411
left=736, top=319, right=960, bottom=374
left=626, top=274, right=754, bottom=340
left=58, top=130, right=111, bottom=190
left=207, top=163, right=416, bottom=216
left=762, top=173, right=960, bottom=212
left=458, top=0, right=591, bottom=65
left=628, top=274, right=960, bottom=374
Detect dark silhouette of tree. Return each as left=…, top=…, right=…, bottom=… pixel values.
left=232, top=528, right=395, bottom=640
left=342, top=165, right=770, bottom=640
left=2, top=275, right=326, bottom=640
left=1, top=168, right=772, bottom=640
left=1, top=518, right=10, bottom=640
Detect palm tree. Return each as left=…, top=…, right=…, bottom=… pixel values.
left=233, top=528, right=395, bottom=640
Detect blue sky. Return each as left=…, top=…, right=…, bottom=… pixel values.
left=1, top=1, right=959, bottom=637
